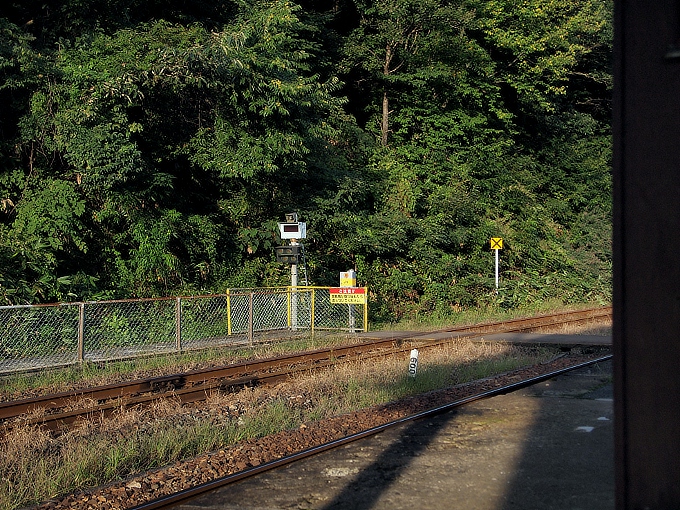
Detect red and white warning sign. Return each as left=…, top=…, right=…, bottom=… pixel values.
left=329, top=287, right=367, bottom=304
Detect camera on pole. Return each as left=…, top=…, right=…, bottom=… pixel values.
left=277, top=213, right=306, bottom=241
left=275, top=212, right=308, bottom=330
left=275, top=212, right=306, bottom=264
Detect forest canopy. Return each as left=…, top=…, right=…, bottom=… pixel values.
left=0, top=0, right=612, bottom=321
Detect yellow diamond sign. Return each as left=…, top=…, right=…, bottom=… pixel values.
left=490, top=237, right=503, bottom=250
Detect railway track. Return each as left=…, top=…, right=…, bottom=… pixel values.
left=30, top=349, right=612, bottom=510
left=1, top=306, right=610, bottom=433
left=131, top=353, right=612, bottom=510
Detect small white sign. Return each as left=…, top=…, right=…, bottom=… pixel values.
left=340, top=269, right=357, bottom=287
left=408, top=349, right=419, bottom=378
left=279, top=222, right=307, bottom=239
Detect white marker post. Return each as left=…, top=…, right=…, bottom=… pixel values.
left=408, top=349, right=419, bottom=378
left=490, top=238, right=503, bottom=291
left=495, top=248, right=499, bottom=289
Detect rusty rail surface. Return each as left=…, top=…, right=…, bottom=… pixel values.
left=1, top=306, right=611, bottom=432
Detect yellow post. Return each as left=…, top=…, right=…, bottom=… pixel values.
left=311, top=288, right=316, bottom=336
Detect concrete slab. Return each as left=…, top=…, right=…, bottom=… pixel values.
left=358, top=330, right=612, bottom=346
left=476, top=332, right=612, bottom=346
left=354, top=331, right=423, bottom=340
left=176, top=362, right=614, bottom=510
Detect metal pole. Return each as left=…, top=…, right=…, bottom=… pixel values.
left=363, top=287, right=369, bottom=332
left=248, top=291, right=254, bottom=345
left=311, top=288, right=316, bottom=337
left=175, top=297, right=182, bottom=352
left=226, top=289, right=232, bottom=336
left=291, top=240, right=298, bottom=330
left=77, top=303, right=85, bottom=363
left=495, top=249, right=499, bottom=290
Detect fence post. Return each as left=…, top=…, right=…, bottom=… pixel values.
left=363, top=287, right=369, bottom=332
left=78, top=303, right=85, bottom=363
left=248, top=291, right=254, bottom=345
left=175, top=297, right=182, bottom=352
left=311, top=288, right=316, bottom=336
left=226, top=289, right=232, bottom=336
left=349, top=304, right=356, bottom=333
left=286, top=287, right=292, bottom=328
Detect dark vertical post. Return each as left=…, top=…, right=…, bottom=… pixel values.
left=77, top=303, right=85, bottom=363
left=175, top=297, right=182, bottom=352
left=248, top=291, right=254, bottom=346
left=614, top=1, right=680, bottom=507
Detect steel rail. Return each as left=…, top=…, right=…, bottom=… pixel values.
left=0, top=342, right=401, bottom=421
left=0, top=306, right=611, bottom=426
left=9, top=354, right=392, bottom=431
left=129, top=353, right=613, bottom=510
left=0, top=335, right=472, bottom=430
left=6, top=330, right=611, bottom=432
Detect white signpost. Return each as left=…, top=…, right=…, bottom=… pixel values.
left=490, top=238, right=503, bottom=290
left=340, top=269, right=357, bottom=333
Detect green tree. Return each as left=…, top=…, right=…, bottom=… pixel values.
left=332, top=0, right=612, bottom=318
left=1, top=1, right=354, bottom=301
left=0, top=0, right=613, bottom=317
left=341, top=0, right=474, bottom=146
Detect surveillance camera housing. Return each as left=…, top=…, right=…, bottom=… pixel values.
left=278, top=221, right=306, bottom=239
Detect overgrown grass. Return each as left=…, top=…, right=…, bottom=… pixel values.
left=377, top=298, right=608, bottom=331
left=0, top=341, right=560, bottom=510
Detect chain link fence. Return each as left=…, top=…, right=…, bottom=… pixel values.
left=0, top=287, right=368, bottom=374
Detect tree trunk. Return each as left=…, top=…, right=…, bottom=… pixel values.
left=381, top=90, right=389, bottom=146
left=381, top=42, right=394, bottom=147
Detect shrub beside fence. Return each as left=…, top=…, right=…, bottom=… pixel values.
left=0, top=287, right=368, bottom=374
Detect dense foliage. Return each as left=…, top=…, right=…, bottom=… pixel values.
left=0, top=0, right=612, bottom=320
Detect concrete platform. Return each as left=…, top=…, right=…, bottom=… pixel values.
left=358, top=330, right=612, bottom=346
left=176, top=361, right=614, bottom=510
left=477, top=332, right=611, bottom=346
